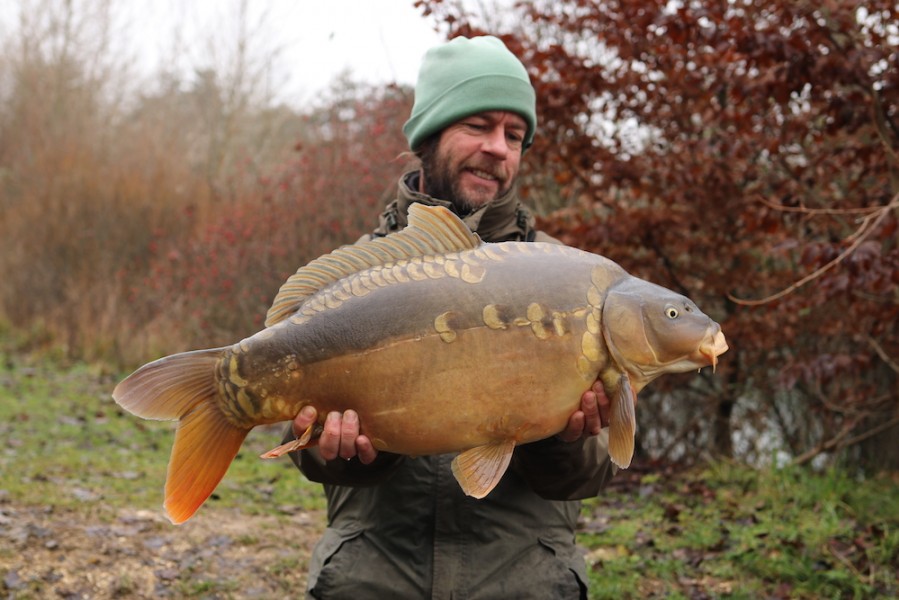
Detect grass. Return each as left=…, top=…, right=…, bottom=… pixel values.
left=0, top=350, right=326, bottom=519
left=582, top=462, right=899, bottom=599
left=2, top=349, right=897, bottom=598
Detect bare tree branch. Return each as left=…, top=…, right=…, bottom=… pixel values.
left=756, top=195, right=887, bottom=216
left=729, top=193, right=899, bottom=306
left=791, top=412, right=899, bottom=467
left=866, top=335, right=899, bottom=375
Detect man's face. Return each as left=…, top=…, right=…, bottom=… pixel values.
left=421, top=111, right=527, bottom=214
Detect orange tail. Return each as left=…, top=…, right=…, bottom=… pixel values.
left=113, top=348, right=251, bottom=524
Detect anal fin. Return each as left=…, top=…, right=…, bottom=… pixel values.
left=451, top=440, right=515, bottom=499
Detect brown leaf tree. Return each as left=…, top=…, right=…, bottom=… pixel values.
left=418, top=0, right=898, bottom=469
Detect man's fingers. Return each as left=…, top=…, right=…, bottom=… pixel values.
left=318, top=411, right=342, bottom=460
left=295, top=408, right=378, bottom=463
left=355, top=435, right=378, bottom=464
left=339, top=410, right=360, bottom=459
left=557, top=411, right=585, bottom=443
left=292, top=405, right=317, bottom=438
left=592, top=382, right=612, bottom=430
left=581, top=390, right=603, bottom=436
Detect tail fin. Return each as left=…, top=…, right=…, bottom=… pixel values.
left=113, top=348, right=251, bottom=524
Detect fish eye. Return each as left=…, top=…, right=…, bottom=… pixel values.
left=665, top=306, right=679, bottom=319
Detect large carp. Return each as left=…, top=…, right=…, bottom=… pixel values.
left=114, top=204, right=727, bottom=524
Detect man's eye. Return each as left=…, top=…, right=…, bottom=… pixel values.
left=506, top=132, right=524, bottom=148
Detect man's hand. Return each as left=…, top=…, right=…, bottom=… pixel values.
left=293, top=380, right=611, bottom=459
left=556, top=381, right=611, bottom=443
left=292, top=406, right=379, bottom=464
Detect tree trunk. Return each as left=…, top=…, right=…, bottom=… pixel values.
left=712, top=395, right=734, bottom=459
left=859, top=413, right=899, bottom=471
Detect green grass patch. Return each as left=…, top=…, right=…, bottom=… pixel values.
left=0, top=351, right=325, bottom=518
left=580, top=462, right=899, bottom=599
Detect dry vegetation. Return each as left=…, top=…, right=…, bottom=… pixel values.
left=0, top=0, right=414, bottom=366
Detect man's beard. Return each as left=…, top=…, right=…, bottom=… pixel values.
left=419, top=143, right=509, bottom=216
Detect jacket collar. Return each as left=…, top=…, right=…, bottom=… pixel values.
left=373, top=170, right=533, bottom=242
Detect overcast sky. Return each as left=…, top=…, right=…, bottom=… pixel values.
left=0, top=0, right=451, bottom=107
left=123, top=0, right=449, bottom=106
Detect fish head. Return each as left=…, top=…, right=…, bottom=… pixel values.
left=602, top=278, right=728, bottom=390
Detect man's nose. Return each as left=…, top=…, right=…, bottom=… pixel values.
left=480, top=126, right=510, bottom=157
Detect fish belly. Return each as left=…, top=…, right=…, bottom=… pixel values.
left=300, top=323, right=596, bottom=455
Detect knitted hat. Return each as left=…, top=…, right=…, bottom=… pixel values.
left=403, top=36, right=537, bottom=151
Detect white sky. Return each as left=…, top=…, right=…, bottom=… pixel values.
left=0, top=0, right=450, bottom=107
left=124, top=0, right=449, bottom=106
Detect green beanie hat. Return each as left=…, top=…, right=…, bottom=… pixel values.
left=403, top=36, right=537, bottom=152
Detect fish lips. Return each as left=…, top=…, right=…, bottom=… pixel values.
left=699, top=329, right=729, bottom=373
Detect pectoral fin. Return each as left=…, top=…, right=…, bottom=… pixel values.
left=451, top=440, right=516, bottom=499
left=260, top=422, right=321, bottom=459
left=608, top=374, right=637, bottom=469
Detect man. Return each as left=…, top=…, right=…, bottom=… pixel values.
left=284, top=36, right=616, bottom=599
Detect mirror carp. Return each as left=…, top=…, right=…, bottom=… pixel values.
left=114, top=204, right=728, bottom=524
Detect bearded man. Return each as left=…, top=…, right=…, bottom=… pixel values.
left=285, top=36, right=616, bottom=600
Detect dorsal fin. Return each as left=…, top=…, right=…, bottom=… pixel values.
left=265, top=204, right=481, bottom=326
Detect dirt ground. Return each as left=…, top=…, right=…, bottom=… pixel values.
left=0, top=502, right=325, bottom=599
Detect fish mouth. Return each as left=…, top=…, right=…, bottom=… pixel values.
left=699, top=330, right=729, bottom=372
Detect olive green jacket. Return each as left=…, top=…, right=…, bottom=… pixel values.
left=287, top=172, right=616, bottom=599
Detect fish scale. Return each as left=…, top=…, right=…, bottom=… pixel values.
left=113, top=204, right=728, bottom=524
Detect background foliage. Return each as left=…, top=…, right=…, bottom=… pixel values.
left=0, top=2, right=413, bottom=363
left=418, top=0, right=899, bottom=470
left=1, top=0, right=896, bottom=472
